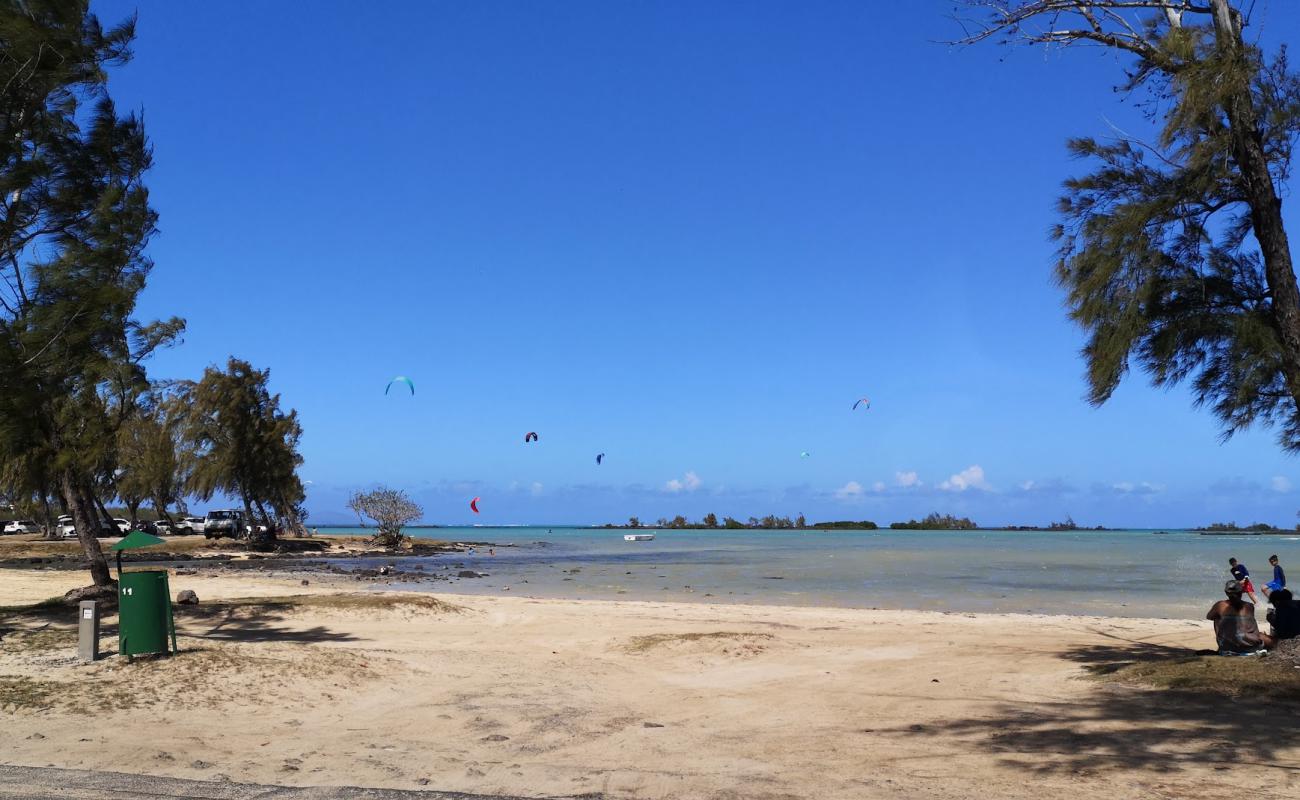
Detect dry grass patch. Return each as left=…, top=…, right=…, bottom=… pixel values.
left=624, top=630, right=774, bottom=656
left=1095, top=654, right=1300, bottom=701
left=0, top=628, right=76, bottom=653
left=179, top=592, right=464, bottom=619
left=0, top=676, right=67, bottom=712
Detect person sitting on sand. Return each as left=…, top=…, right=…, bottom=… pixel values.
left=1263, top=588, right=1299, bottom=648
left=1207, top=580, right=1264, bottom=655
left=1228, top=558, right=1261, bottom=605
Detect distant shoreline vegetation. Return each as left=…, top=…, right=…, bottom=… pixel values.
left=1195, top=521, right=1294, bottom=533
left=595, top=512, right=1130, bottom=532
left=889, top=513, right=977, bottom=531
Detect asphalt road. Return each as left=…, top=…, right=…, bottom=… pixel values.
left=0, top=766, right=602, bottom=800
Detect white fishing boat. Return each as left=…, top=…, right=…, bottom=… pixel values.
left=624, top=533, right=655, bottom=542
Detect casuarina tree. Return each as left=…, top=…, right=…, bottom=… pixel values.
left=0, top=1, right=184, bottom=589
left=955, top=1, right=1299, bottom=448
left=179, top=358, right=304, bottom=543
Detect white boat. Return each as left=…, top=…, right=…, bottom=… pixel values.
left=624, top=533, right=655, bottom=542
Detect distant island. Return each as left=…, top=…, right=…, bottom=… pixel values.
left=1194, top=521, right=1298, bottom=535
left=1196, top=521, right=1279, bottom=531
left=890, top=512, right=977, bottom=531
left=998, top=516, right=1107, bottom=531
left=608, top=514, right=809, bottom=530
left=594, top=513, right=1123, bottom=532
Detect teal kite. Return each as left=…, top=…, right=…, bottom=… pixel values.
left=386, top=376, right=415, bottom=395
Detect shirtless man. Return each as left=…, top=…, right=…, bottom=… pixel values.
left=1207, top=580, right=1264, bottom=654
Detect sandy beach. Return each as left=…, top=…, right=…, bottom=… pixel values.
left=2, top=567, right=1298, bottom=799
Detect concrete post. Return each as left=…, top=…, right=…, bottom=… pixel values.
left=77, top=600, right=100, bottom=662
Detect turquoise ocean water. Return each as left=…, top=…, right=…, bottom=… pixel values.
left=311, top=526, right=1300, bottom=620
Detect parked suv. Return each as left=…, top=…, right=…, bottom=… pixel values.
left=3, top=520, right=39, bottom=535
left=203, top=509, right=246, bottom=540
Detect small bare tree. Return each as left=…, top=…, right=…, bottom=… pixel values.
left=347, top=487, right=422, bottom=549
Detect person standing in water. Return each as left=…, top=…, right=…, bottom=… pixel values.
left=1228, top=558, right=1261, bottom=606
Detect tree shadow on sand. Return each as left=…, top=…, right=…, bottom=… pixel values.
left=882, top=629, right=1300, bottom=775
left=174, top=601, right=360, bottom=644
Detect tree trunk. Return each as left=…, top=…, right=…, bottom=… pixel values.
left=152, top=496, right=175, bottom=526
left=60, top=471, right=113, bottom=588
left=1210, top=0, right=1300, bottom=403
left=93, top=494, right=113, bottom=530
left=39, top=490, right=56, bottom=540
left=126, top=499, right=141, bottom=526
left=240, top=489, right=256, bottom=542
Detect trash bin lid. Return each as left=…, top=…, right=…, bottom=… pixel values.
left=110, top=531, right=167, bottom=551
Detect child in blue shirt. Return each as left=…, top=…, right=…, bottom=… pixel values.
left=1265, top=554, right=1287, bottom=594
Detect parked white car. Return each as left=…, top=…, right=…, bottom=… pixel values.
left=57, top=514, right=118, bottom=538
left=153, top=520, right=173, bottom=535
left=3, top=520, right=40, bottom=535
left=112, top=518, right=131, bottom=534
left=175, top=516, right=205, bottom=535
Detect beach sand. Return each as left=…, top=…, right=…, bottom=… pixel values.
left=2, top=568, right=1297, bottom=799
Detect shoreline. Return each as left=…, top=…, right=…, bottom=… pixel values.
left=0, top=565, right=1228, bottom=626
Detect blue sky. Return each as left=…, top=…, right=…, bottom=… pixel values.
left=94, top=1, right=1300, bottom=527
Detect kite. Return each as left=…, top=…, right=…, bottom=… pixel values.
left=596, top=453, right=605, bottom=465
left=386, top=376, right=415, bottom=395
left=800, top=451, right=810, bottom=458
left=470, top=496, right=480, bottom=514
left=525, top=432, right=539, bottom=443
left=852, top=397, right=870, bottom=411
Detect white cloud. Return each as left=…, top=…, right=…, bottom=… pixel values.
left=665, top=471, right=702, bottom=493
left=834, top=481, right=865, bottom=500
left=939, top=465, right=989, bottom=492
left=1108, top=481, right=1163, bottom=496
left=530, top=481, right=544, bottom=497
left=872, top=481, right=887, bottom=493
left=1019, top=480, right=1035, bottom=491
left=895, top=471, right=920, bottom=488
left=1272, top=476, right=1292, bottom=493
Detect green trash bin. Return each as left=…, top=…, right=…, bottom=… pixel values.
left=118, top=570, right=177, bottom=658
left=111, top=531, right=179, bottom=660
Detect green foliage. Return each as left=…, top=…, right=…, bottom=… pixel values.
left=1008, top=6, right=1300, bottom=447
left=115, top=395, right=185, bottom=521
left=179, top=358, right=304, bottom=538
left=0, top=1, right=182, bottom=582
left=348, top=487, right=422, bottom=549
left=810, top=520, right=879, bottom=530
left=1196, top=521, right=1280, bottom=532
left=627, top=516, right=640, bottom=528
left=627, top=514, right=802, bottom=529
left=890, top=513, right=977, bottom=531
